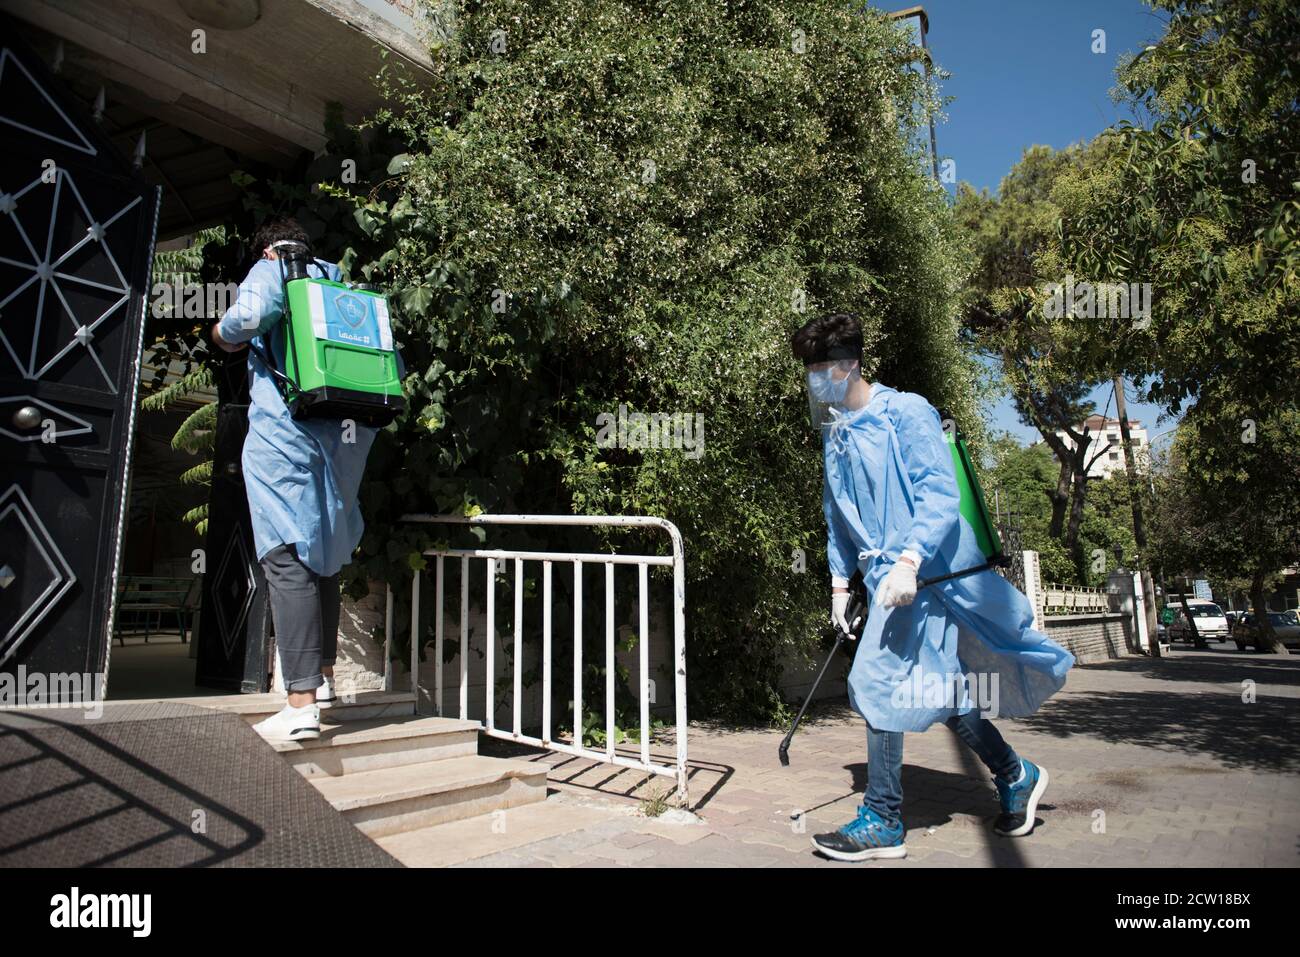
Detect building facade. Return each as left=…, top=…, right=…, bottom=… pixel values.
left=1045, top=414, right=1149, bottom=480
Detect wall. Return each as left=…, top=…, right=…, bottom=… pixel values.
left=779, top=650, right=848, bottom=706
left=272, top=580, right=389, bottom=697
left=1042, top=613, right=1131, bottom=664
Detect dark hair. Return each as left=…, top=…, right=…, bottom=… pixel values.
left=790, top=312, right=863, bottom=365
left=251, top=217, right=310, bottom=259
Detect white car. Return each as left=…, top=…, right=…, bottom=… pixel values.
left=1165, top=601, right=1230, bottom=642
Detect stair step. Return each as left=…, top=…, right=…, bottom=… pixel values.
left=273, top=716, right=481, bottom=776
left=375, top=795, right=607, bottom=867
left=160, top=690, right=417, bottom=724
left=309, top=754, right=548, bottom=837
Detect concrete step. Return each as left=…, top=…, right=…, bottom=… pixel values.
left=309, top=754, right=549, bottom=838
left=160, top=689, right=417, bottom=724
left=272, top=715, right=481, bottom=777
left=374, top=794, right=618, bottom=867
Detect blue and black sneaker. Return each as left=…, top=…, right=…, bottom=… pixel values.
left=811, top=805, right=907, bottom=861
left=993, top=758, right=1049, bottom=837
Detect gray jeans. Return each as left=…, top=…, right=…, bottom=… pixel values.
left=261, top=544, right=339, bottom=693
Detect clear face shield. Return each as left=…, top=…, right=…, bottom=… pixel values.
left=805, top=358, right=861, bottom=431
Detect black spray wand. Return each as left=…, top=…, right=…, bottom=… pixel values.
left=778, top=569, right=867, bottom=766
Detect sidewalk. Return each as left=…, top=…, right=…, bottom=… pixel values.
left=425, top=648, right=1300, bottom=867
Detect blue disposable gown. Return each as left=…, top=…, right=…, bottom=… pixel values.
left=824, top=384, right=1074, bottom=732
left=216, top=257, right=379, bottom=577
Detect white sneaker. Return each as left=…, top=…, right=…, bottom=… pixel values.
left=316, top=675, right=336, bottom=709
left=252, top=703, right=320, bottom=742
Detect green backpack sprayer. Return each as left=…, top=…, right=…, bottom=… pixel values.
left=930, top=421, right=1010, bottom=584
left=778, top=422, right=1008, bottom=764
left=250, top=240, right=406, bottom=427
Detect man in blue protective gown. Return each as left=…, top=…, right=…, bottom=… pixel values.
left=211, top=217, right=383, bottom=742
left=791, top=312, right=1074, bottom=862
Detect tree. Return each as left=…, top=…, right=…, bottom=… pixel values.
left=954, top=144, right=1116, bottom=576
left=981, top=436, right=1074, bottom=584
left=1077, top=472, right=1140, bottom=589
left=982, top=434, right=1138, bottom=587
left=1147, top=419, right=1298, bottom=653
left=1044, top=0, right=1300, bottom=646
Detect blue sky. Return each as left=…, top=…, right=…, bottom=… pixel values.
left=895, top=0, right=1179, bottom=444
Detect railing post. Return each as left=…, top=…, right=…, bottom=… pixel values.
left=410, top=567, right=421, bottom=712
left=573, top=560, right=583, bottom=749
left=459, top=556, right=469, bottom=720
left=384, top=583, right=394, bottom=693
left=485, top=557, right=495, bottom=733
left=435, top=555, right=445, bottom=717
left=514, top=557, right=524, bottom=738
left=673, top=530, right=688, bottom=806
left=543, top=560, right=552, bottom=746
left=605, top=561, right=615, bottom=762
left=638, top=561, right=650, bottom=768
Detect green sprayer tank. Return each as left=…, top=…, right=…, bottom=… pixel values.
left=948, top=427, right=1003, bottom=562
left=279, top=250, right=405, bottom=427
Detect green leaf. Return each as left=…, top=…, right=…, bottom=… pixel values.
left=400, top=284, right=433, bottom=315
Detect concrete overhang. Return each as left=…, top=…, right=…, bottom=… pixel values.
left=5, top=0, right=438, bottom=161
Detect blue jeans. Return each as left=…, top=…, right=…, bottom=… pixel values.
left=863, top=711, right=1021, bottom=829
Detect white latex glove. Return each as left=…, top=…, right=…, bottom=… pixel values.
left=876, top=556, right=919, bottom=608
left=832, top=591, right=852, bottom=634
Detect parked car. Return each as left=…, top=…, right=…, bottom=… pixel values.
left=1165, top=601, right=1231, bottom=642
left=1232, top=612, right=1300, bottom=651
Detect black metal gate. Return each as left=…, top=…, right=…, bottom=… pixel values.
left=0, top=26, right=160, bottom=699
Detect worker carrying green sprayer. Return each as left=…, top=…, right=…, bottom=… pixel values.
left=212, top=217, right=405, bottom=743
left=789, top=312, right=1074, bottom=861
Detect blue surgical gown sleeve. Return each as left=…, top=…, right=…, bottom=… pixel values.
left=824, top=475, right=859, bottom=584
left=217, top=258, right=284, bottom=344
left=217, top=258, right=342, bottom=344
left=891, top=392, right=962, bottom=567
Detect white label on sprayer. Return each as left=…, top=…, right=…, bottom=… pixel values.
left=307, top=282, right=394, bottom=351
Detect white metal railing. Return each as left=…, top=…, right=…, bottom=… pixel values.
left=386, top=514, right=688, bottom=804
left=1043, top=583, right=1112, bottom=616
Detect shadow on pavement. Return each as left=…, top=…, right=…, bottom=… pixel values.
left=1080, top=651, right=1300, bottom=688
left=1020, top=688, right=1299, bottom=771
